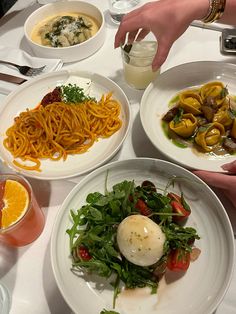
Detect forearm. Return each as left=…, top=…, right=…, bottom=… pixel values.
left=177, top=0, right=236, bottom=25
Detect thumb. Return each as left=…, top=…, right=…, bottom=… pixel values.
left=221, top=160, right=236, bottom=173
left=152, top=38, right=171, bottom=71
left=193, top=170, right=235, bottom=190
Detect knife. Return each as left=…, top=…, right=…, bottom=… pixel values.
left=190, top=20, right=231, bottom=32
left=0, top=72, right=27, bottom=84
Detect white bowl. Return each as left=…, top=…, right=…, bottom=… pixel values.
left=24, top=1, right=106, bottom=63
left=51, top=158, right=235, bottom=314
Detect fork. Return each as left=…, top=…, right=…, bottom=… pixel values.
left=0, top=60, right=46, bottom=77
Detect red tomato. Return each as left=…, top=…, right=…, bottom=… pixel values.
left=128, top=195, right=134, bottom=202
left=135, top=199, right=151, bottom=216
left=79, top=246, right=92, bottom=261
left=170, top=201, right=190, bottom=222
left=168, top=192, right=182, bottom=203
left=167, top=249, right=190, bottom=272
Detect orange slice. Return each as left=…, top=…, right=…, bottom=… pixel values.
left=1, top=180, right=29, bottom=229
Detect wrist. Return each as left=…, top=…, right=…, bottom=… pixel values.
left=175, top=0, right=210, bottom=22
left=191, top=0, right=211, bottom=21
left=201, top=0, right=226, bottom=23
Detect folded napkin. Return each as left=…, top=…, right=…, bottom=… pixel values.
left=0, top=45, right=63, bottom=95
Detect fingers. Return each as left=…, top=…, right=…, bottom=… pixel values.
left=194, top=170, right=236, bottom=208
left=223, top=190, right=236, bottom=208
left=221, top=160, right=236, bottom=173
left=193, top=170, right=236, bottom=190
left=152, top=37, right=172, bottom=70
left=127, top=30, right=140, bottom=44
left=135, top=29, right=150, bottom=41
left=114, top=9, right=145, bottom=48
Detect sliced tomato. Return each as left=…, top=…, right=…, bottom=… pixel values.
left=167, top=192, right=181, bottom=203
left=167, top=248, right=190, bottom=272
left=135, top=199, right=151, bottom=216
left=170, top=200, right=191, bottom=222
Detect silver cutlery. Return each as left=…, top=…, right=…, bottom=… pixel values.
left=190, top=20, right=231, bottom=32
left=0, top=60, right=45, bottom=76
left=0, top=72, right=27, bottom=84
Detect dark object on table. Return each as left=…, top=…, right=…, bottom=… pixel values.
left=220, top=28, right=236, bottom=55
left=0, top=0, right=17, bottom=18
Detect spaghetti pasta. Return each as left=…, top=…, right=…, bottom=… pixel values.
left=4, top=92, right=122, bottom=172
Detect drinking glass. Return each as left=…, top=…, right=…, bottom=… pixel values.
left=108, top=0, right=140, bottom=24
left=0, top=283, right=10, bottom=314
left=121, top=41, right=160, bottom=90
left=0, top=174, right=45, bottom=247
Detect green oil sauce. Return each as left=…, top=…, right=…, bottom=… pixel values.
left=168, top=94, right=179, bottom=107
left=161, top=121, right=188, bottom=148
left=172, top=139, right=188, bottom=148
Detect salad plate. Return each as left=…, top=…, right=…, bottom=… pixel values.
left=50, top=158, right=235, bottom=314
left=0, top=70, right=131, bottom=180
left=140, top=61, right=236, bottom=172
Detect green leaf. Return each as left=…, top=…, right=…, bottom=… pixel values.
left=73, top=259, right=112, bottom=277
left=89, top=207, right=103, bottom=221
left=181, top=193, right=191, bottom=212
left=173, top=107, right=184, bottom=125
left=220, top=86, right=228, bottom=99
left=100, top=309, right=120, bottom=314
left=86, top=192, right=103, bottom=204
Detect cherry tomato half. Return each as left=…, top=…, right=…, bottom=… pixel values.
left=170, top=200, right=191, bottom=222
left=135, top=199, right=152, bottom=216
left=167, top=248, right=190, bottom=272
left=168, top=192, right=191, bottom=222
left=79, top=246, right=92, bottom=261
left=167, top=192, right=181, bottom=203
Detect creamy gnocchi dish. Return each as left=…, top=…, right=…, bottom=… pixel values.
left=162, top=81, right=236, bottom=155
left=31, top=12, right=100, bottom=47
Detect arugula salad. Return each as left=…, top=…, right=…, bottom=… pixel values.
left=67, top=177, right=200, bottom=313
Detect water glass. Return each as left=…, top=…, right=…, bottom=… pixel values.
left=108, top=0, right=140, bottom=23
left=121, top=41, right=160, bottom=90
left=0, top=283, right=10, bottom=314
left=0, top=174, right=45, bottom=247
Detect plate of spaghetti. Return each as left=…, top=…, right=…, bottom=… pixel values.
left=0, top=70, right=131, bottom=180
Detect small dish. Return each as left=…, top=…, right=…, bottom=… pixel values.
left=24, top=1, right=106, bottom=62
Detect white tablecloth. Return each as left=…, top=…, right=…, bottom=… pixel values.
left=0, top=1, right=235, bottom=314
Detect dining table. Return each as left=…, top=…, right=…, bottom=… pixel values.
left=0, top=0, right=236, bottom=313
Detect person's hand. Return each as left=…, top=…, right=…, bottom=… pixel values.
left=194, top=161, right=236, bottom=208
left=114, top=0, right=208, bottom=70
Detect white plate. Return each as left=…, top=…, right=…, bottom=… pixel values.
left=140, top=61, right=236, bottom=172
left=50, top=158, right=235, bottom=314
left=0, top=70, right=131, bottom=180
